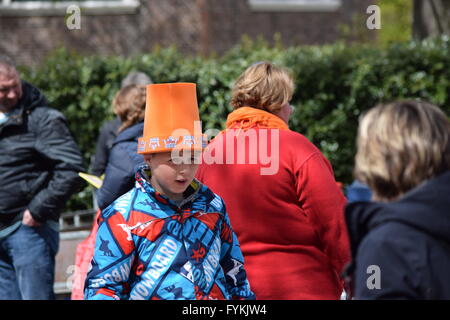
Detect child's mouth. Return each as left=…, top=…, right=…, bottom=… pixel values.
left=175, top=179, right=187, bottom=185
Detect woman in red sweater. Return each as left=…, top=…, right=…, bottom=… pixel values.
left=196, top=62, right=350, bottom=299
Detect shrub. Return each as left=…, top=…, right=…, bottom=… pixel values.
left=20, top=37, right=450, bottom=210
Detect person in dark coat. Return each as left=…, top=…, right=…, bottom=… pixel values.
left=344, top=100, right=450, bottom=299
left=90, top=116, right=121, bottom=177
left=95, top=85, right=146, bottom=210
left=90, top=72, right=151, bottom=177
left=0, top=55, right=85, bottom=299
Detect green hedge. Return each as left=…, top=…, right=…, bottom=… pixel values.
left=20, top=37, right=450, bottom=211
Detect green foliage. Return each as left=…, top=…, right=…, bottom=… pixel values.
left=377, top=0, right=413, bottom=46
left=19, top=37, right=450, bottom=210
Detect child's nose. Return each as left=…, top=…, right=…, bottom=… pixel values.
left=178, top=164, right=187, bottom=174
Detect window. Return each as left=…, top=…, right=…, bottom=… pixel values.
left=0, top=0, right=140, bottom=16
left=248, top=0, right=342, bottom=12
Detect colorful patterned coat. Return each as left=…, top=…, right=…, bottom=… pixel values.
left=84, top=166, right=255, bottom=300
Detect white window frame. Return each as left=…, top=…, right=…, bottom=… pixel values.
left=248, top=0, right=342, bottom=12
left=0, top=0, right=140, bottom=16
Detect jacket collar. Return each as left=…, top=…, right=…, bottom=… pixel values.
left=113, top=122, right=144, bottom=145
left=0, top=81, right=47, bottom=133
left=225, top=106, right=289, bottom=131
left=345, top=170, right=450, bottom=258
left=135, top=164, right=202, bottom=210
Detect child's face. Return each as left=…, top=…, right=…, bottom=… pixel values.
left=144, top=151, right=199, bottom=201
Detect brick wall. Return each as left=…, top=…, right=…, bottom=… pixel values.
left=0, top=0, right=376, bottom=66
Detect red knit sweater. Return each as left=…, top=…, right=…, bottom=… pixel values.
left=196, top=128, right=350, bottom=300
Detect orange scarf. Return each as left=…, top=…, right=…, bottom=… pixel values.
left=225, top=106, right=289, bottom=130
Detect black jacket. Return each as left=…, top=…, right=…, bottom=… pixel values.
left=0, top=81, right=85, bottom=231
left=91, top=117, right=121, bottom=176
left=345, top=170, right=450, bottom=299
left=96, top=121, right=144, bottom=210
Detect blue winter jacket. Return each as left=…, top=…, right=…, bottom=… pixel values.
left=96, top=122, right=144, bottom=210
left=85, top=165, right=255, bottom=300
left=345, top=170, right=450, bottom=299
left=345, top=180, right=372, bottom=203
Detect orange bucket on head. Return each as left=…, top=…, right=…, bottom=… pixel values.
left=137, top=83, right=206, bottom=155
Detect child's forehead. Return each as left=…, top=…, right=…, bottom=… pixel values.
left=144, top=152, right=171, bottom=160
left=146, top=150, right=201, bottom=160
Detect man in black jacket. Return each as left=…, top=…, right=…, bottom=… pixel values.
left=0, top=55, right=85, bottom=299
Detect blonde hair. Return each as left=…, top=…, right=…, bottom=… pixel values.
left=355, top=100, right=450, bottom=202
left=230, top=61, right=294, bottom=114
left=113, top=85, right=146, bottom=132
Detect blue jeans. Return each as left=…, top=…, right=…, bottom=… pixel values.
left=0, top=223, right=59, bottom=300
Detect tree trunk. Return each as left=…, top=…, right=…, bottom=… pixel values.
left=413, top=0, right=450, bottom=40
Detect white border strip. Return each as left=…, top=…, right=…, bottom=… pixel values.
left=0, top=0, right=140, bottom=16
left=248, top=0, right=341, bottom=12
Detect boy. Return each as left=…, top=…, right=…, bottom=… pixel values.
left=84, top=83, right=255, bottom=300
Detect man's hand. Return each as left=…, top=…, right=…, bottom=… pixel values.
left=22, top=209, right=41, bottom=227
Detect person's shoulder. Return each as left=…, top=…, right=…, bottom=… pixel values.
left=115, top=122, right=143, bottom=144
left=358, top=221, right=426, bottom=261
left=354, top=221, right=429, bottom=299
left=27, top=107, right=67, bottom=134
left=103, top=117, right=121, bottom=131
left=30, top=106, right=65, bottom=122
left=110, top=130, right=143, bottom=163
left=276, top=129, right=325, bottom=167
left=374, top=219, right=427, bottom=239
left=98, top=118, right=121, bottom=139
left=354, top=223, right=414, bottom=290
left=274, top=129, right=319, bottom=157
left=279, top=129, right=317, bottom=148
